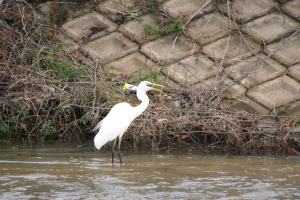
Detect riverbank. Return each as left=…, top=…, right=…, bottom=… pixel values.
left=0, top=0, right=300, bottom=155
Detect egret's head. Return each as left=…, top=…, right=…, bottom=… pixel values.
left=137, top=81, right=164, bottom=93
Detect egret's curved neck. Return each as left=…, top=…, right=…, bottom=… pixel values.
left=131, top=91, right=149, bottom=120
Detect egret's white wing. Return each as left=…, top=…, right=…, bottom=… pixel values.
left=94, top=102, right=133, bottom=150
left=90, top=119, right=104, bottom=132
left=90, top=83, right=137, bottom=133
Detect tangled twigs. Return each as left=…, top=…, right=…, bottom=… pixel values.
left=0, top=1, right=116, bottom=142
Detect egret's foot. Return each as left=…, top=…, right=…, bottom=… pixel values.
left=112, top=151, right=114, bottom=164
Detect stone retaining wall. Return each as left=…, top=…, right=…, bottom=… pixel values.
left=45, top=0, right=300, bottom=117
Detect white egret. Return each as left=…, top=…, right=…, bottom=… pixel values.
left=89, top=83, right=137, bottom=133
left=91, top=81, right=164, bottom=164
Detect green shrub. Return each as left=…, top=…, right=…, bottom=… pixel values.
left=144, top=19, right=183, bottom=36
left=40, top=120, right=55, bottom=141
left=144, top=24, right=160, bottom=35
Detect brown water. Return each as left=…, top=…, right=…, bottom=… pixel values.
left=0, top=146, right=299, bottom=200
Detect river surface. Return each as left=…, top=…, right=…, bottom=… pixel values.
left=0, top=145, right=299, bottom=199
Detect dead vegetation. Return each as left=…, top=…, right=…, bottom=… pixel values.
left=0, top=0, right=300, bottom=155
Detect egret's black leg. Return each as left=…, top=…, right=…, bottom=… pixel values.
left=112, top=138, right=117, bottom=164
left=118, top=136, right=123, bottom=164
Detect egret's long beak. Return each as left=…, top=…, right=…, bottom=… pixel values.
left=150, top=83, right=164, bottom=93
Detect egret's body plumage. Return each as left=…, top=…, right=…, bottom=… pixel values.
left=92, top=81, right=163, bottom=164
left=94, top=103, right=132, bottom=150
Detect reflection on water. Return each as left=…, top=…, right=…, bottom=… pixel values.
left=0, top=146, right=299, bottom=199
